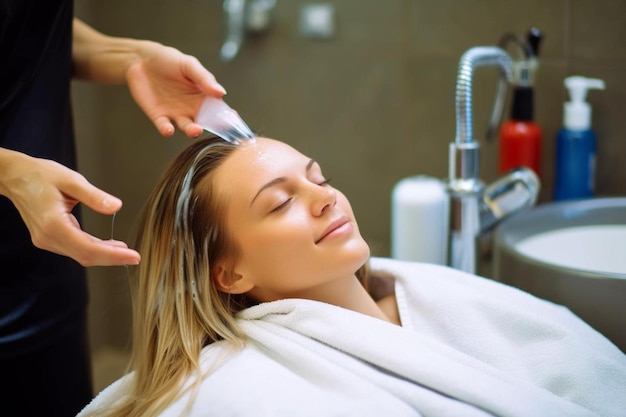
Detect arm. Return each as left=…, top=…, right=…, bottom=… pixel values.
left=0, top=19, right=226, bottom=267
left=72, top=18, right=226, bottom=137
left=0, top=148, right=141, bottom=267
left=71, top=18, right=143, bottom=84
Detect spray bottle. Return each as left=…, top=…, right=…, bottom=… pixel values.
left=554, top=76, right=605, bottom=200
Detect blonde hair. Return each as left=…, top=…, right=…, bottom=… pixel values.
left=104, top=137, right=245, bottom=416
left=100, top=136, right=372, bottom=416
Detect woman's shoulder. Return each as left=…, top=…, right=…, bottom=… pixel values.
left=368, top=257, right=489, bottom=291
left=367, top=257, right=576, bottom=327
left=370, top=257, right=477, bottom=278
left=369, top=257, right=532, bottom=298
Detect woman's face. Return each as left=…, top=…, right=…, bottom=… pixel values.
left=213, top=137, right=370, bottom=302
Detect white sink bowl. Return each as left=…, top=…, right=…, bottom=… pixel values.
left=493, top=197, right=626, bottom=352
left=516, top=225, right=626, bottom=275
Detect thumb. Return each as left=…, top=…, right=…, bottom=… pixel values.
left=63, top=173, right=123, bottom=215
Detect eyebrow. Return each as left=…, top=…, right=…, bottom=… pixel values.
left=250, top=159, right=316, bottom=207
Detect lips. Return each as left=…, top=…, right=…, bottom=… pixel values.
left=316, top=215, right=351, bottom=244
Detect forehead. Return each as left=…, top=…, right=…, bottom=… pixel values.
left=231, top=136, right=305, bottom=170
left=213, top=137, right=309, bottom=192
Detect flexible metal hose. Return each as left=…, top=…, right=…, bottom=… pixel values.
left=455, top=47, right=512, bottom=144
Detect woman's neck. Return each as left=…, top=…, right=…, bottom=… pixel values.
left=297, top=276, right=400, bottom=325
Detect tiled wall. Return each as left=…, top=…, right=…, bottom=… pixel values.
left=73, top=0, right=626, bottom=351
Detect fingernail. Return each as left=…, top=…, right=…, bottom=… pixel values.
left=125, top=257, right=140, bottom=266
left=103, top=197, right=121, bottom=210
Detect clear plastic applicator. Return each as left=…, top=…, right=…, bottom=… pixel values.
left=195, top=96, right=255, bottom=144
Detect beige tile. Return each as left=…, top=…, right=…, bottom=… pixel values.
left=404, top=56, right=457, bottom=179
left=86, top=0, right=223, bottom=46
left=91, top=346, right=131, bottom=394
left=408, top=0, right=567, bottom=59
left=570, top=0, right=626, bottom=65
left=86, top=267, right=133, bottom=351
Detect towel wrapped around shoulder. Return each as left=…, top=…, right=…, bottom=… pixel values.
left=78, top=258, right=626, bottom=417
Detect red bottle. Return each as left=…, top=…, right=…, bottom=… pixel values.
left=499, top=86, right=542, bottom=177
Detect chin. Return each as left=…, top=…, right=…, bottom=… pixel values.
left=347, top=238, right=371, bottom=269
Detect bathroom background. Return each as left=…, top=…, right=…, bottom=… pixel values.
left=72, top=0, right=626, bottom=390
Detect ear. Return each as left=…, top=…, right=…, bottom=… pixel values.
left=213, top=263, right=255, bottom=294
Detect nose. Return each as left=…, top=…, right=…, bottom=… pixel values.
left=311, top=183, right=337, bottom=216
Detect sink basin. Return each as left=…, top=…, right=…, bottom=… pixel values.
left=492, top=197, right=626, bottom=352
left=516, top=225, right=626, bottom=275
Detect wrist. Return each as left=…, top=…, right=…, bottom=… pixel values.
left=0, top=148, right=30, bottom=198
left=124, top=39, right=162, bottom=82
left=74, top=35, right=157, bottom=84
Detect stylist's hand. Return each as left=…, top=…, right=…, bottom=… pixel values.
left=0, top=150, right=141, bottom=267
left=126, top=42, right=226, bottom=138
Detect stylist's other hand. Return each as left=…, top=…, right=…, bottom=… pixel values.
left=126, top=42, right=226, bottom=138
left=0, top=150, right=141, bottom=267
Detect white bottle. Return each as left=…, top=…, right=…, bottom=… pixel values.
left=391, top=176, right=449, bottom=264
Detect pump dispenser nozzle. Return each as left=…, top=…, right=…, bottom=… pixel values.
left=564, top=76, right=605, bottom=131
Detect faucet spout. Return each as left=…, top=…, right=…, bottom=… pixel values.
left=449, top=47, right=512, bottom=188
left=446, top=46, right=527, bottom=274
left=455, top=47, right=513, bottom=145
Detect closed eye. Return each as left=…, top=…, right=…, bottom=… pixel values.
left=269, top=178, right=330, bottom=213
left=270, top=198, right=292, bottom=213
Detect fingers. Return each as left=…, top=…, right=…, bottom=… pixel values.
left=64, top=232, right=142, bottom=267
left=150, top=110, right=206, bottom=139
left=101, top=239, right=133, bottom=249
left=62, top=173, right=124, bottom=215
left=32, top=214, right=141, bottom=267
left=184, top=57, right=227, bottom=97
left=62, top=216, right=140, bottom=266
left=175, top=116, right=204, bottom=138
left=57, top=168, right=122, bottom=214
left=81, top=238, right=141, bottom=267
left=54, top=175, right=142, bottom=265
left=185, top=123, right=204, bottom=139
left=154, top=115, right=176, bottom=137
left=130, top=50, right=224, bottom=138
left=36, top=207, right=141, bottom=266
left=155, top=115, right=202, bottom=139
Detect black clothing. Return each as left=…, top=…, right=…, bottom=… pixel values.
left=0, top=0, right=92, bottom=415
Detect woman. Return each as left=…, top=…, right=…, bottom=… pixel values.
left=80, top=136, right=626, bottom=417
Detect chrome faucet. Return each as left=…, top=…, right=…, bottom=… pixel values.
left=446, top=46, right=540, bottom=274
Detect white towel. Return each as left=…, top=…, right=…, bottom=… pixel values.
left=78, top=258, right=626, bottom=417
